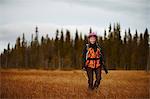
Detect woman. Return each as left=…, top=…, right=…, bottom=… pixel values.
left=82, top=32, right=108, bottom=91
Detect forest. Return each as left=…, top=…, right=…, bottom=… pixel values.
left=0, top=23, right=149, bottom=70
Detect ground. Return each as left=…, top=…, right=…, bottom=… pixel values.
left=0, top=69, right=150, bottom=99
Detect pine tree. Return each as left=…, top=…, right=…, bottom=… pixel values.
left=16, top=37, right=21, bottom=67
left=123, top=30, right=128, bottom=70
left=109, top=23, right=112, bottom=33
left=89, top=27, right=92, bottom=33
left=60, top=29, right=64, bottom=69
left=127, top=28, right=132, bottom=69
left=131, top=30, right=138, bottom=69
left=138, top=33, right=144, bottom=69
left=74, top=29, right=80, bottom=69
left=143, top=28, right=149, bottom=71
left=64, top=29, right=72, bottom=68
left=54, top=29, right=60, bottom=69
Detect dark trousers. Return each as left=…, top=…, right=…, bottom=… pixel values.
left=86, top=66, right=102, bottom=89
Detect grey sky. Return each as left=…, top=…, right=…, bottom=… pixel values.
left=0, top=0, right=149, bottom=53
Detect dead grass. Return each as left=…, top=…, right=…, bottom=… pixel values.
left=0, top=69, right=150, bottom=99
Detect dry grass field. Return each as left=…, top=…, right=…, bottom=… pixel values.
left=0, top=69, right=150, bottom=99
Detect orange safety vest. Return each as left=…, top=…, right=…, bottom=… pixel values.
left=86, top=47, right=101, bottom=68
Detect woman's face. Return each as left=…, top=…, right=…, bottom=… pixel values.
left=89, top=36, right=96, bottom=44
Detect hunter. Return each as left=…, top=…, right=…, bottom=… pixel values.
left=82, top=32, right=108, bottom=91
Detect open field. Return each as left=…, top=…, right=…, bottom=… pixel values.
left=0, top=70, right=150, bottom=99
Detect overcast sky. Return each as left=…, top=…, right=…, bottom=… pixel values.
left=0, top=0, right=149, bottom=53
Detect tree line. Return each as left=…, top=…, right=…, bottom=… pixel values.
left=0, top=23, right=149, bottom=70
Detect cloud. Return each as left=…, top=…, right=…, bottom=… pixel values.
left=0, top=22, right=106, bottom=53
left=0, top=0, right=149, bottom=53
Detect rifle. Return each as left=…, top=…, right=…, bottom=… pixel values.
left=96, top=43, right=108, bottom=74
left=101, top=63, right=108, bottom=74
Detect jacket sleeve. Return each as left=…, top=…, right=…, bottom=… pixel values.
left=99, top=45, right=108, bottom=74
left=100, top=47, right=106, bottom=64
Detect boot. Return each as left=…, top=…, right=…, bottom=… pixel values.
left=88, top=84, right=94, bottom=91
left=93, top=81, right=100, bottom=90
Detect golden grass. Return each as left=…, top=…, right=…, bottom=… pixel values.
left=0, top=70, right=150, bottom=99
